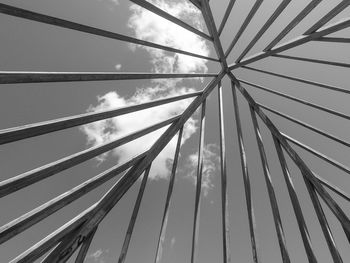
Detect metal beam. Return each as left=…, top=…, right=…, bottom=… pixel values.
left=129, top=0, right=212, bottom=41
left=242, top=66, right=350, bottom=95
left=231, top=82, right=260, bottom=263
left=0, top=153, right=146, bottom=245
left=225, top=0, right=263, bottom=58
left=249, top=107, right=290, bottom=263
left=228, top=17, right=350, bottom=70
left=0, top=4, right=219, bottom=62
left=191, top=100, right=206, bottom=263
left=218, top=81, right=231, bottom=263
left=0, top=91, right=201, bottom=145
left=264, top=0, right=322, bottom=51
left=154, top=127, right=183, bottom=263
left=236, top=0, right=292, bottom=62
left=0, top=72, right=217, bottom=84
left=0, top=115, right=178, bottom=198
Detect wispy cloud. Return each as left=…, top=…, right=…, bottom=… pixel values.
left=186, top=144, right=220, bottom=196
left=128, top=0, right=209, bottom=75
left=80, top=0, right=210, bottom=180
left=87, top=249, right=112, bottom=263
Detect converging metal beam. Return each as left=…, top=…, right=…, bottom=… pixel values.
left=231, top=82, right=260, bottom=263
left=0, top=4, right=219, bottom=62
left=236, top=0, right=292, bottom=62
left=0, top=152, right=146, bottom=245
left=200, top=0, right=228, bottom=68
left=249, top=107, right=291, bottom=263
left=259, top=103, right=350, bottom=148
left=304, top=0, right=350, bottom=34
left=26, top=71, right=225, bottom=262
left=154, top=127, right=183, bottom=263
left=217, top=81, right=231, bottom=263
left=239, top=79, right=350, bottom=121
left=225, top=0, right=263, bottom=58
left=218, top=0, right=236, bottom=36
left=0, top=72, right=217, bottom=84
left=75, top=226, right=98, bottom=263
left=191, top=100, right=206, bottom=263
left=228, top=72, right=350, bottom=247
left=0, top=91, right=201, bottom=145
left=272, top=137, right=317, bottom=263
left=0, top=115, right=178, bottom=198
left=272, top=54, right=350, bottom=69
left=129, top=0, right=212, bottom=41
left=242, top=66, right=350, bottom=95
left=264, top=0, right=322, bottom=51
left=118, top=165, right=152, bottom=263
left=229, top=17, right=350, bottom=70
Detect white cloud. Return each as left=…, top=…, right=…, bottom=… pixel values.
left=186, top=144, right=220, bottom=196
left=128, top=0, right=209, bottom=75
left=81, top=0, right=210, bottom=180
left=81, top=86, right=198, bottom=179
left=115, top=64, right=122, bottom=70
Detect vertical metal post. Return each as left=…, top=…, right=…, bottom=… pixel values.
left=154, top=127, right=184, bottom=263
left=231, top=82, right=260, bottom=263
left=191, top=100, right=206, bottom=263
left=75, top=226, right=98, bottom=263
left=118, top=165, right=152, bottom=263
left=249, top=107, right=290, bottom=263
left=272, top=137, right=317, bottom=263
left=218, top=81, right=231, bottom=263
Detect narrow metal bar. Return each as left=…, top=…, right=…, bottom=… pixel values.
left=118, top=165, right=152, bottom=263
left=315, top=174, right=350, bottom=203
left=242, top=66, right=350, bottom=95
left=304, top=176, right=343, bottom=263
left=218, top=81, right=231, bottom=263
left=129, top=0, right=212, bottom=41
left=304, top=0, right=350, bottom=34
left=200, top=0, right=228, bottom=68
left=228, top=73, right=350, bottom=243
left=228, top=17, right=350, bottom=70
left=273, top=137, right=317, bottom=263
left=236, top=0, right=292, bottom=62
left=249, top=107, right=291, bottom=263
left=0, top=152, right=146, bottom=245
left=282, top=133, right=350, bottom=177
left=41, top=224, right=88, bottom=263
left=272, top=54, right=350, bottom=69
left=154, top=127, right=183, bottom=263
left=224, top=0, right=263, bottom=58
left=9, top=206, right=92, bottom=263
left=231, top=82, right=260, bottom=263
left=259, top=103, right=350, bottom=148
left=0, top=4, right=219, bottom=62
left=75, top=226, right=97, bottom=263
left=218, top=0, right=236, bottom=36
left=314, top=37, right=350, bottom=43
left=35, top=72, right=225, bottom=262
left=239, top=79, right=350, bottom=121
left=0, top=72, right=217, bottom=84
left=191, top=100, right=206, bottom=263
left=0, top=90, right=201, bottom=145
left=264, top=0, right=322, bottom=51
left=0, top=115, right=179, bottom=198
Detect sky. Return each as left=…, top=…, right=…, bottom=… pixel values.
left=1, top=0, right=350, bottom=262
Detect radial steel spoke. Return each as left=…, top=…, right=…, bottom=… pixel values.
left=191, top=100, right=206, bottom=263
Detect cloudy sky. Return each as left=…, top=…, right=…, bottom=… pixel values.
left=1, top=0, right=350, bottom=262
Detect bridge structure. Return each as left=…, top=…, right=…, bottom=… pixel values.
left=1, top=0, right=350, bottom=262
